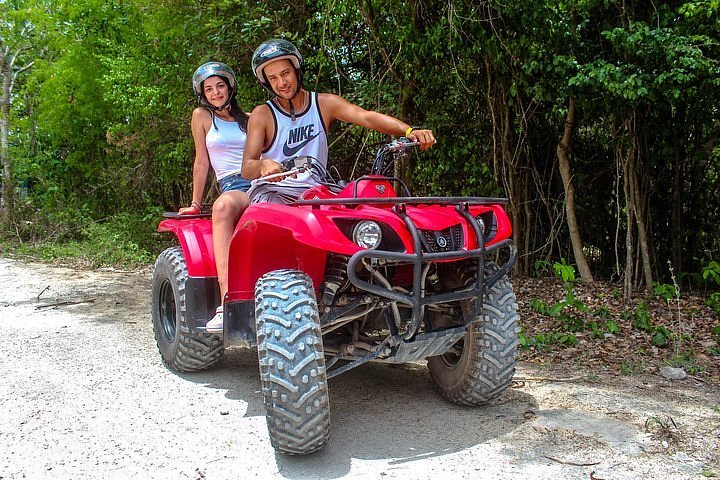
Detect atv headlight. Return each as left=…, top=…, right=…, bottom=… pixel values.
left=474, top=215, right=486, bottom=234
left=475, top=211, right=497, bottom=243
left=353, top=221, right=383, bottom=249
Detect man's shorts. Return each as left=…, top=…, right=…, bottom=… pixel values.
left=218, top=173, right=251, bottom=194
left=247, top=180, right=314, bottom=204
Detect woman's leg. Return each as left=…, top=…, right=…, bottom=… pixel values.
left=212, top=190, right=249, bottom=302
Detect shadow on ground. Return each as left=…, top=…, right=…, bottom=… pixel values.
left=176, top=347, right=537, bottom=479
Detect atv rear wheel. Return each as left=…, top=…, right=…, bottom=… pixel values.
left=151, top=247, right=224, bottom=372
left=427, top=262, right=519, bottom=406
left=255, top=269, right=330, bottom=455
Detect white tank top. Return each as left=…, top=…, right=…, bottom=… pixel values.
left=205, top=116, right=247, bottom=180
left=263, top=91, right=329, bottom=187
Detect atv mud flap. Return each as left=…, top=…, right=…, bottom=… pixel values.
left=184, top=277, right=256, bottom=347
left=225, top=300, right=256, bottom=347
left=185, top=276, right=220, bottom=331
left=347, top=203, right=516, bottom=340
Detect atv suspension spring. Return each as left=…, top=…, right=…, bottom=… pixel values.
left=321, top=254, right=349, bottom=307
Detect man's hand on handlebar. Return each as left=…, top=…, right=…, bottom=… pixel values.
left=255, top=156, right=314, bottom=183
left=406, top=128, right=436, bottom=150
left=258, top=159, right=285, bottom=182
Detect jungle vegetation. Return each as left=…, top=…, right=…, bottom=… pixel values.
left=1, top=0, right=718, bottom=297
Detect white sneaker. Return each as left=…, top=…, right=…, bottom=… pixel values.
left=206, top=306, right=223, bottom=334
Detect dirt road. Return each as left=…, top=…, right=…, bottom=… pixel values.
left=1, top=257, right=718, bottom=479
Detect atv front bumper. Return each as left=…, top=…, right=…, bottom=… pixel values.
left=346, top=202, right=517, bottom=340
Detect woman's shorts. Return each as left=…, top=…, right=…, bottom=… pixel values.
left=218, top=173, right=252, bottom=194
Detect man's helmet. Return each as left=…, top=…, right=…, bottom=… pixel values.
left=192, top=62, right=236, bottom=108
left=251, top=39, right=303, bottom=92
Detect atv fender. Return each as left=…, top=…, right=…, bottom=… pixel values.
left=157, top=217, right=221, bottom=334
left=157, top=217, right=256, bottom=346
left=157, top=217, right=217, bottom=277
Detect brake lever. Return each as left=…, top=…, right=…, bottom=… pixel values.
left=281, top=155, right=313, bottom=171
left=387, top=138, right=420, bottom=151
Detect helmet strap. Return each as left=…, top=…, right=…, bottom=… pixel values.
left=273, top=87, right=304, bottom=122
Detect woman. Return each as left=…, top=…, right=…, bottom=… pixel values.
left=179, top=61, right=250, bottom=334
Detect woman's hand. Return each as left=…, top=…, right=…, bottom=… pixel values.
left=179, top=200, right=202, bottom=215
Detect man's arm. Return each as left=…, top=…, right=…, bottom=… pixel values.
left=318, top=93, right=436, bottom=150
left=242, top=104, right=284, bottom=180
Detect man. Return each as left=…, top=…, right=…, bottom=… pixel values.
left=242, top=38, right=436, bottom=198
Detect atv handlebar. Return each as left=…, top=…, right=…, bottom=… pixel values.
left=281, top=155, right=314, bottom=172
left=250, top=156, right=315, bottom=185
left=386, top=138, right=421, bottom=151
left=371, top=138, right=420, bottom=176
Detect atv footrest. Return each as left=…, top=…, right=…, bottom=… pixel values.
left=387, top=326, right=467, bottom=364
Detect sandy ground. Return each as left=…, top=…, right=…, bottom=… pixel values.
left=0, top=256, right=718, bottom=480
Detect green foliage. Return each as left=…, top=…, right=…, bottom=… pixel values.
left=532, top=259, right=553, bottom=278
left=530, top=298, right=550, bottom=315
left=631, top=301, right=653, bottom=331
left=701, top=261, right=720, bottom=318
left=594, top=305, right=612, bottom=318
left=14, top=213, right=163, bottom=269
left=707, top=293, right=720, bottom=319
left=619, top=358, right=651, bottom=376
left=605, top=320, right=620, bottom=334
left=553, top=259, right=577, bottom=291
left=629, top=301, right=674, bottom=347
left=702, top=261, right=720, bottom=286
left=519, top=331, right=578, bottom=350
left=1, top=0, right=719, bottom=291
left=667, top=351, right=704, bottom=374
left=525, top=260, right=623, bottom=348
left=712, top=325, right=720, bottom=340
left=653, top=282, right=680, bottom=305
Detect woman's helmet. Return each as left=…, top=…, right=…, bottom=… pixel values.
left=251, top=39, right=303, bottom=93
left=192, top=62, right=236, bottom=109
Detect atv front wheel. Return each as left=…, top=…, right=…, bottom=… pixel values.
left=427, top=262, right=519, bottom=406
left=255, top=269, right=330, bottom=455
left=151, top=247, right=224, bottom=372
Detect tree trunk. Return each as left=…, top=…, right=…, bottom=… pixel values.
left=0, top=45, right=12, bottom=214
left=671, top=150, right=683, bottom=273
left=484, top=57, right=526, bottom=275
left=556, top=98, right=594, bottom=282
left=632, top=176, right=653, bottom=291
left=627, top=116, right=653, bottom=291
left=623, top=151, right=635, bottom=300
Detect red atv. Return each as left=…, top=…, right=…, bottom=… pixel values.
left=152, top=139, right=519, bottom=455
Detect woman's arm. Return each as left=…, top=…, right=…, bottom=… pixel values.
left=179, top=108, right=211, bottom=214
